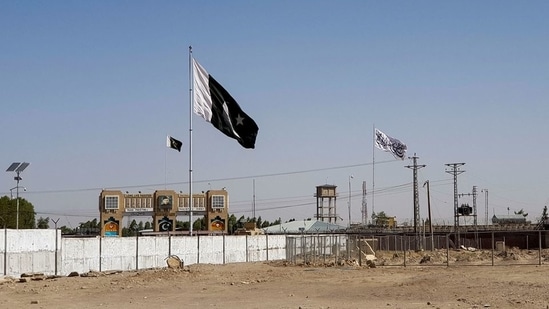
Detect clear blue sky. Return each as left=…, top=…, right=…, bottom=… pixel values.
left=1, top=1, right=548, bottom=228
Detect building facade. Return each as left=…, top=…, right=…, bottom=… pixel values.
left=98, top=189, right=229, bottom=236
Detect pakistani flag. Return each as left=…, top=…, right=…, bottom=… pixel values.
left=167, top=135, right=182, bottom=152
left=192, top=58, right=259, bottom=149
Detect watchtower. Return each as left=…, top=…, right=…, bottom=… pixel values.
left=314, top=184, right=339, bottom=223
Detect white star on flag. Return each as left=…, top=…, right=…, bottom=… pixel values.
left=236, top=114, right=244, bottom=126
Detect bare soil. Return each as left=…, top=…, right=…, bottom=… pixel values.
left=1, top=249, right=549, bottom=309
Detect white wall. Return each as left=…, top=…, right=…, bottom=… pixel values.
left=0, top=229, right=60, bottom=277
left=0, top=229, right=286, bottom=277
left=62, top=237, right=99, bottom=274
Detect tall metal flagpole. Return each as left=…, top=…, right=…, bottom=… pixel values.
left=371, top=124, right=375, bottom=224
left=188, top=46, right=194, bottom=236
left=164, top=135, right=167, bottom=190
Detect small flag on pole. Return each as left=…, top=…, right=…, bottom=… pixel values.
left=167, top=135, right=182, bottom=152
left=375, top=128, right=407, bottom=160
left=192, top=58, right=259, bottom=149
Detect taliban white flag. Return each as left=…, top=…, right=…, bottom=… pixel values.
left=375, top=128, right=407, bottom=160
left=192, top=58, right=259, bottom=149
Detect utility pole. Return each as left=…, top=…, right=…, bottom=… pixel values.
left=457, top=186, right=478, bottom=227
left=458, top=186, right=479, bottom=246
left=423, top=180, right=434, bottom=251
left=472, top=186, right=477, bottom=227
left=481, top=189, right=489, bottom=225
left=348, top=175, right=353, bottom=228
left=445, top=163, right=465, bottom=247
left=406, top=154, right=425, bottom=251
left=361, top=181, right=368, bottom=225
left=252, top=179, right=256, bottom=224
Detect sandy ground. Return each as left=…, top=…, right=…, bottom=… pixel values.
left=1, top=250, right=549, bottom=309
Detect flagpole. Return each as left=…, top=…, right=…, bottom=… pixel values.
left=164, top=137, right=167, bottom=190
left=188, top=46, right=194, bottom=236
left=372, top=124, right=375, bottom=224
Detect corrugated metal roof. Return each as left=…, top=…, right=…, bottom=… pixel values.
left=492, top=214, right=527, bottom=220
left=263, top=220, right=346, bottom=234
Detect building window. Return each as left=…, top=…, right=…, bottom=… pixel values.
left=211, top=195, right=225, bottom=209
left=105, top=196, right=119, bottom=210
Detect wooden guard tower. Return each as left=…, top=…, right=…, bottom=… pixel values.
left=315, top=184, right=339, bottom=223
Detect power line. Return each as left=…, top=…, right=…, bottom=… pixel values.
left=0, top=159, right=398, bottom=195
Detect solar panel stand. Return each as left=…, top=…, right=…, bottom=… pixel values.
left=6, top=162, right=30, bottom=229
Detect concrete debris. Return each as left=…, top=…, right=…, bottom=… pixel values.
left=20, top=273, right=46, bottom=281
left=419, top=255, right=431, bottom=264
left=80, top=272, right=101, bottom=278
left=460, top=245, right=477, bottom=251
left=21, top=272, right=44, bottom=278
left=0, top=277, right=16, bottom=285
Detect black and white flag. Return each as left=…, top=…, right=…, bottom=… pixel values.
left=375, top=128, right=407, bottom=160
left=167, top=135, right=182, bottom=152
left=192, top=58, right=259, bottom=149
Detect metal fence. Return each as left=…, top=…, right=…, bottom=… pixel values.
left=286, top=230, right=549, bottom=267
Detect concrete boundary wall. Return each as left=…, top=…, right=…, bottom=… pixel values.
left=0, top=229, right=60, bottom=277
left=1, top=229, right=286, bottom=277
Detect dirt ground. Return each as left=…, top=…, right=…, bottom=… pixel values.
left=1, top=249, right=549, bottom=309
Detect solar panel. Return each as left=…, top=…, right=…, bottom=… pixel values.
left=6, top=162, right=21, bottom=172
left=15, top=162, right=30, bottom=172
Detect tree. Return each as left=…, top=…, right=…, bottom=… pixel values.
left=77, top=219, right=100, bottom=235
left=79, top=218, right=99, bottom=229
left=176, top=220, right=189, bottom=230
left=36, top=216, right=50, bottom=229
left=59, top=225, right=75, bottom=235
left=193, top=217, right=205, bottom=230
left=227, top=214, right=238, bottom=234
left=0, top=195, right=36, bottom=229
left=372, top=211, right=390, bottom=227
left=122, top=219, right=138, bottom=236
